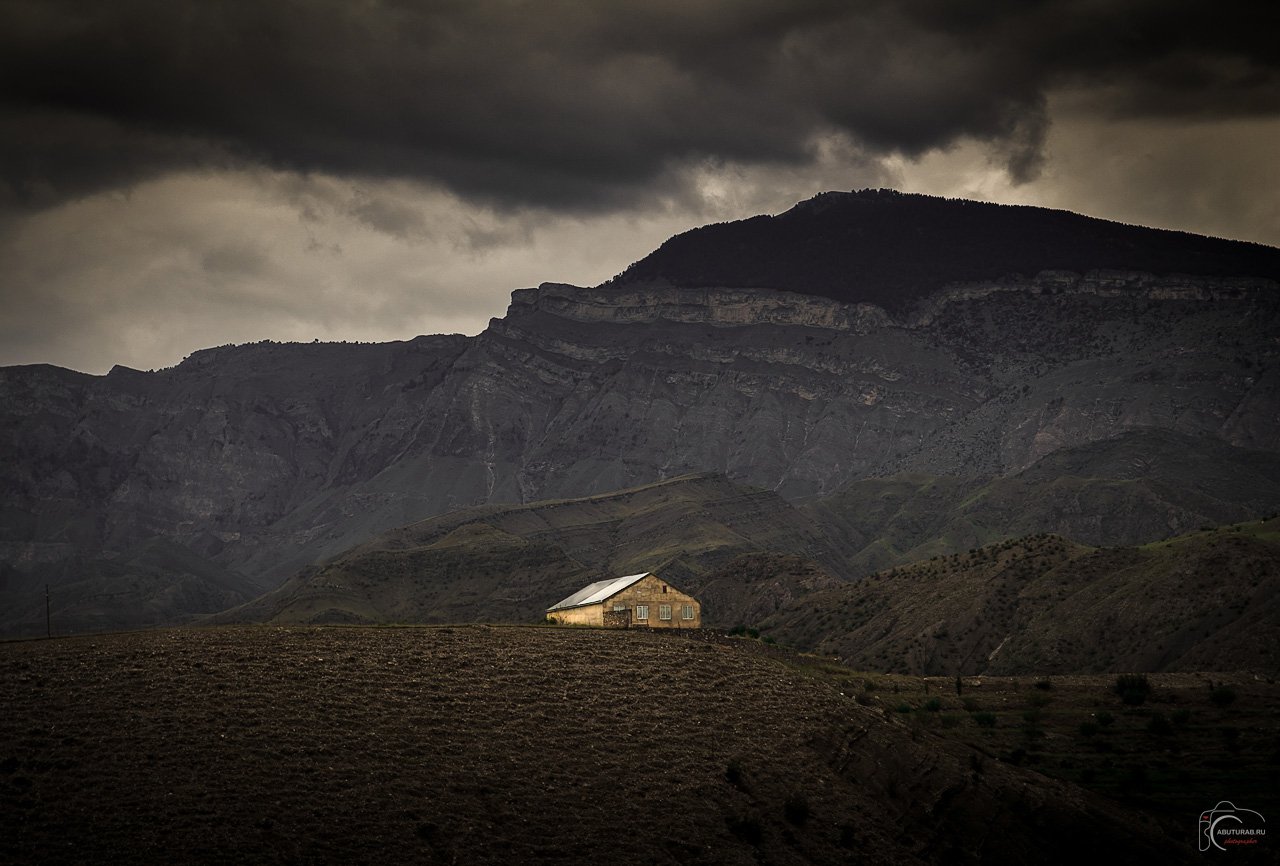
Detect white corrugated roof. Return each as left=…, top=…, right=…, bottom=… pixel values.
left=547, top=572, right=651, bottom=611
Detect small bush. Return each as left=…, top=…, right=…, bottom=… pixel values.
left=1171, top=708, right=1192, bottom=725
left=784, top=794, right=810, bottom=827
left=961, top=698, right=979, bottom=712
left=1114, top=673, right=1150, bottom=694
left=728, top=816, right=763, bottom=845
left=940, top=714, right=961, bottom=728
left=895, top=703, right=913, bottom=714
left=972, top=712, right=997, bottom=728
left=746, top=627, right=760, bottom=639
left=1114, top=674, right=1151, bottom=705
left=923, top=698, right=943, bottom=712
left=726, top=759, right=744, bottom=787
left=1146, top=712, right=1173, bottom=736
left=1027, top=692, right=1052, bottom=708
left=728, top=625, right=747, bottom=636
left=1079, top=721, right=1099, bottom=738
left=838, top=824, right=857, bottom=849
left=1096, top=710, right=1115, bottom=727
left=855, top=693, right=873, bottom=706
left=1034, top=679, right=1053, bottom=690
left=1210, top=687, right=1237, bottom=708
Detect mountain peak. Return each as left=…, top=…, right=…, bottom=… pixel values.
left=608, top=190, right=1280, bottom=313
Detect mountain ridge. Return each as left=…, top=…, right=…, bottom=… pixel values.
left=4, top=190, right=1280, bottom=636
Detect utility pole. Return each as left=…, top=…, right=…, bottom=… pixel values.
left=45, top=583, right=51, bottom=638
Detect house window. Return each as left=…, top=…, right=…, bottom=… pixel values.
left=681, top=604, right=694, bottom=620
left=613, top=603, right=626, bottom=612
left=636, top=605, right=649, bottom=621
left=659, top=604, right=672, bottom=621
left=662, top=585, right=668, bottom=593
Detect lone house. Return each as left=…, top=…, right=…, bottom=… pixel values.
left=546, top=572, right=701, bottom=628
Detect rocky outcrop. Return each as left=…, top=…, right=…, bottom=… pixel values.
left=507, top=282, right=893, bottom=332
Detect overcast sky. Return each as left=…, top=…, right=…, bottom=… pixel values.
left=2, top=0, right=1278, bottom=374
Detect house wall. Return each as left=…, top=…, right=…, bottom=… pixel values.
left=548, top=603, right=604, bottom=626
left=604, top=574, right=701, bottom=629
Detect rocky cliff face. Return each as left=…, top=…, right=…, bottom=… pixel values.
left=4, top=193, right=1280, bottom=635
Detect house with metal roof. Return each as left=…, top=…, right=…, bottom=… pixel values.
left=546, top=572, right=701, bottom=628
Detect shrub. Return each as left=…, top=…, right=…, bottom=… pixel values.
left=1096, top=710, right=1115, bottom=727
left=1146, top=712, right=1173, bottom=736
left=726, top=759, right=744, bottom=787
left=923, top=698, right=943, bottom=712
left=1079, top=721, right=1099, bottom=738
left=940, top=714, right=961, bottom=728
left=895, top=703, right=913, bottom=713
left=1034, top=679, right=1053, bottom=690
left=1114, top=674, right=1151, bottom=705
left=972, top=712, right=997, bottom=728
left=728, top=816, right=763, bottom=845
left=746, top=627, right=760, bottom=639
left=784, top=794, right=810, bottom=827
left=1210, top=687, right=1237, bottom=708
left=1171, top=708, right=1192, bottom=725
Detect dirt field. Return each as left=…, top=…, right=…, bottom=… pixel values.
left=0, top=626, right=1210, bottom=864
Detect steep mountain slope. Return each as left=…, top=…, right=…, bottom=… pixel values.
left=4, top=191, right=1280, bottom=630
left=763, top=518, right=1280, bottom=676
left=0, top=537, right=262, bottom=638
left=212, top=473, right=848, bottom=627
left=810, top=429, right=1280, bottom=575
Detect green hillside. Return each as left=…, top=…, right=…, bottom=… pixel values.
left=807, top=429, right=1280, bottom=575
left=212, top=473, right=847, bottom=627
left=764, top=518, right=1280, bottom=675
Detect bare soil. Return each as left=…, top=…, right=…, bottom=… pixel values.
left=1, top=626, right=1208, bottom=864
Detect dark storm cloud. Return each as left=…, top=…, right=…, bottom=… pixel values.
left=1, top=0, right=1277, bottom=211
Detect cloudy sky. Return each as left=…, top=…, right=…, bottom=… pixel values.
left=2, top=0, right=1278, bottom=374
